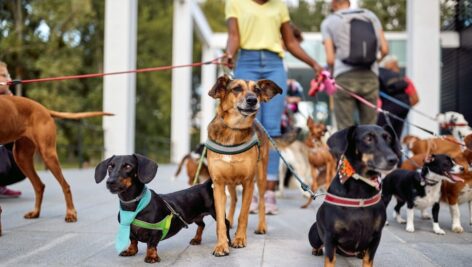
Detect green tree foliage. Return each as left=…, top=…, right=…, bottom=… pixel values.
left=359, top=0, right=406, bottom=31
left=0, top=0, right=105, bottom=166
left=289, top=0, right=330, bottom=32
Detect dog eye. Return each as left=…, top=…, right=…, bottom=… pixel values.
left=107, top=164, right=114, bottom=170
left=124, top=164, right=132, bottom=169
left=382, top=133, right=392, bottom=143
left=232, top=86, right=243, bottom=93
left=254, top=87, right=261, bottom=95
left=364, top=134, right=374, bottom=143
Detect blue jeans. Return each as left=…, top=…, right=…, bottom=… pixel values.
left=234, top=49, right=287, bottom=181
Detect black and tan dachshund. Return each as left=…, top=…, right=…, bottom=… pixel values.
left=308, top=125, right=401, bottom=267
left=95, top=154, right=230, bottom=263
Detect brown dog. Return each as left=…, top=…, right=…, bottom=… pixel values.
left=302, top=117, right=336, bottom=208
left=173, top=144, right=239, bottom=228
left=441, top=133, right=472, bottom=233
left=402, top=134, right=462, bottom=158
left=206, top=75, right=281, bottom=256
left=0, top=95, right=111, bottom=222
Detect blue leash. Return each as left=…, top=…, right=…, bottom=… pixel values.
left=379, top=91, right=437, bottom=122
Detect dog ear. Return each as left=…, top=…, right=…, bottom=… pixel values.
left=208, top=74, right=231, bottom=99
left=133, top=153, right=158, bottom=184
left=307, top=116, right=314, bottom=128
left=383, top=125, right=403, bottom=164
left=95, top=156, right=115, bottom=183
left=257, top=79, right=283, bottom=102
left=327, top=126, right=356, bottom=159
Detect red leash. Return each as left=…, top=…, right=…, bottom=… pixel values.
left=2, top=57, right=225, bottom=86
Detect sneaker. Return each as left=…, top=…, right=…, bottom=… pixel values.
left=249, top=195, right=258, bottom=214
left=264, top=190, right=278, bottom=215
left=0, top=186, right=21, bottom=198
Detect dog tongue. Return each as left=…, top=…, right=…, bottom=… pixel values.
left=451, top=174, right=465, bottom=183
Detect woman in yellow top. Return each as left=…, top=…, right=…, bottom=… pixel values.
left=224, top=0, right=322, bottom=215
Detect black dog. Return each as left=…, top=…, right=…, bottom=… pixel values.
left=95, top=154, right=230, bottom=263
left=382, top=154, right=463, bottom=234
left=308, top=125, right=401, bottom=266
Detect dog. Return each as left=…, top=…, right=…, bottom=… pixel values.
left=308, top=125, right=401, bottom=266
left=437, top=111, right=472, bottom=141
left=174, top=143, right=210, bottom=185
left=402, top=134, right=462, bottom=158
left=302, top=117, right=336, bottom=209
left=382, top=154, right=464, bottom=234
left=173, top=143, right=239, bottom=228
left=440, top=133, right=472, bottom=233
left=95, top=154, right=230, bottom=263
left=0, top=95, right=111, bottom=222
left=206, top=75, right=282, bottom=256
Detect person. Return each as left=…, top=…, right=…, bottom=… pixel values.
left=377, top=55, right=419, bottom=138
left=0, top=61, right=24, bottom=198
left=225, top=0, right=322, bottom=214
left=321, top=0, right=389, bottom=130
left=281, top=79, right=304, bottom=134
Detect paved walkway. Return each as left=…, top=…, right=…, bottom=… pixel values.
left=1, top=165, right=472, bottom=266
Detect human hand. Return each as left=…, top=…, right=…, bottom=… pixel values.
left=223, top=53, right=234, bottom=69
left=312, top=62, right=323, bottom=77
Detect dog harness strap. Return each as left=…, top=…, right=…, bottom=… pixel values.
left=118, top=186, right=147, bottom=204
left=324, top=192, right=381, bottom=208
left=205, top=133, right=260, bottom=155
left=161, top=199, right=190, bottom=228
left=131, top=214, right=173, bottom=240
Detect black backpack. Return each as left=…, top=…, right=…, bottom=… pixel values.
left=337, top=9, right=378, bottom=67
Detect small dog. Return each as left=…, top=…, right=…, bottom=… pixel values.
left=382, top=154, right=464, bottom=234
left=95, top=154, right=230, bottom=263
left=302, top=117, right=336, bottom=208
left=174, top=144, right=210, bottom=185
left=308, top=125, right=401, bottom=266
left=206, top=75, right=281, bottom=256
left=0, top=95, right=112, bottom=222
left=402, top=134, right=462, bottom=158
left=437, top=111, right=472, bottom=141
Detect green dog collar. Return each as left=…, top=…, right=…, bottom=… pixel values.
left=205, top=133, right=260, bottom=155
left=131, top=214, right=173, bottom=240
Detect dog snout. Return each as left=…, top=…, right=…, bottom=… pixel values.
left=246, top=95, right=258, bottom=106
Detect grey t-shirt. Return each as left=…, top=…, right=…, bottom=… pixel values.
left=321, top=8, right=383, bottom=77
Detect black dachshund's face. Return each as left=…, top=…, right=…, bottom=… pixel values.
left=94, top=154, right=159, bottom=194
left=328, top=125, right=401, bottom=179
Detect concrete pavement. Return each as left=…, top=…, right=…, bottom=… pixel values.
left=1, top=165, right=472, bottom=266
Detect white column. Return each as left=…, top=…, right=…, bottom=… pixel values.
left=103, top=0, right=137, bottom=158
left=407, top=0, right=440, bottom=137
left=171, top=0, right=193, bottom=163
left=200, top=46, right=216, bottom=143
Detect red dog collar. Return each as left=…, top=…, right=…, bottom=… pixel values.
left=324, top=192, right=382, bottom=208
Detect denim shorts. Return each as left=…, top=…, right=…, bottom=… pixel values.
left=234, top=49, right=287, bottom=180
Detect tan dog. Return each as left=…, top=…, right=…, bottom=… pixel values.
left=206, top=75, right=281, bottom=256
left=402, top=134, right=462, bottom=158
left=173, top=144, right=239, bottom=228
left=302, top=118, right=336, bottom=208
left=0, top=95, right=111, bottom=222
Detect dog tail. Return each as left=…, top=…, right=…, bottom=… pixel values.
left=174, top=154, right=191, bottom=178
left=49, top=111, right=114, bottom=120
left=273, top=128, right=300, bottom=149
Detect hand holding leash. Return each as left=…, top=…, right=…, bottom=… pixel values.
left=308, top=70, right=336, bottom=97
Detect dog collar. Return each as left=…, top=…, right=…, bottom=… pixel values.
left=324, top=192, right=382, bottom=208
left=338, top=157, right=381, bottom=190
left=118, top=185, right=146, bottom=204
left=205, top=133, right=260, bottom=155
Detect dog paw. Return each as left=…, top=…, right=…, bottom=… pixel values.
left=405, top=225, right=415, bottom=232
left=434, top=228, right=446, bottom=235
left=254, top=224, right=267, bottom=235
left=120, top=250, right=138, bottom=257
left=312, top=248, right=323, bottom=256
left=231, top=237, right=247, bottom=248
left=24, top=210, right=40, bottom=219
left=64, top=211, right=77, bottom=223
left=144, top=255, right=161, bottom=263
left=452, top=225, right=464, bottom=233
left=212, top=243, right=230, bottom=257
left=189, top=238, right=202, bottom=245
left=396, top=217, right=406, bottom=224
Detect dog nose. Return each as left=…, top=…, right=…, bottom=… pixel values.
left=246, top=96, right=257, bottom=106
left=387, top=155, right=398, bottom=166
